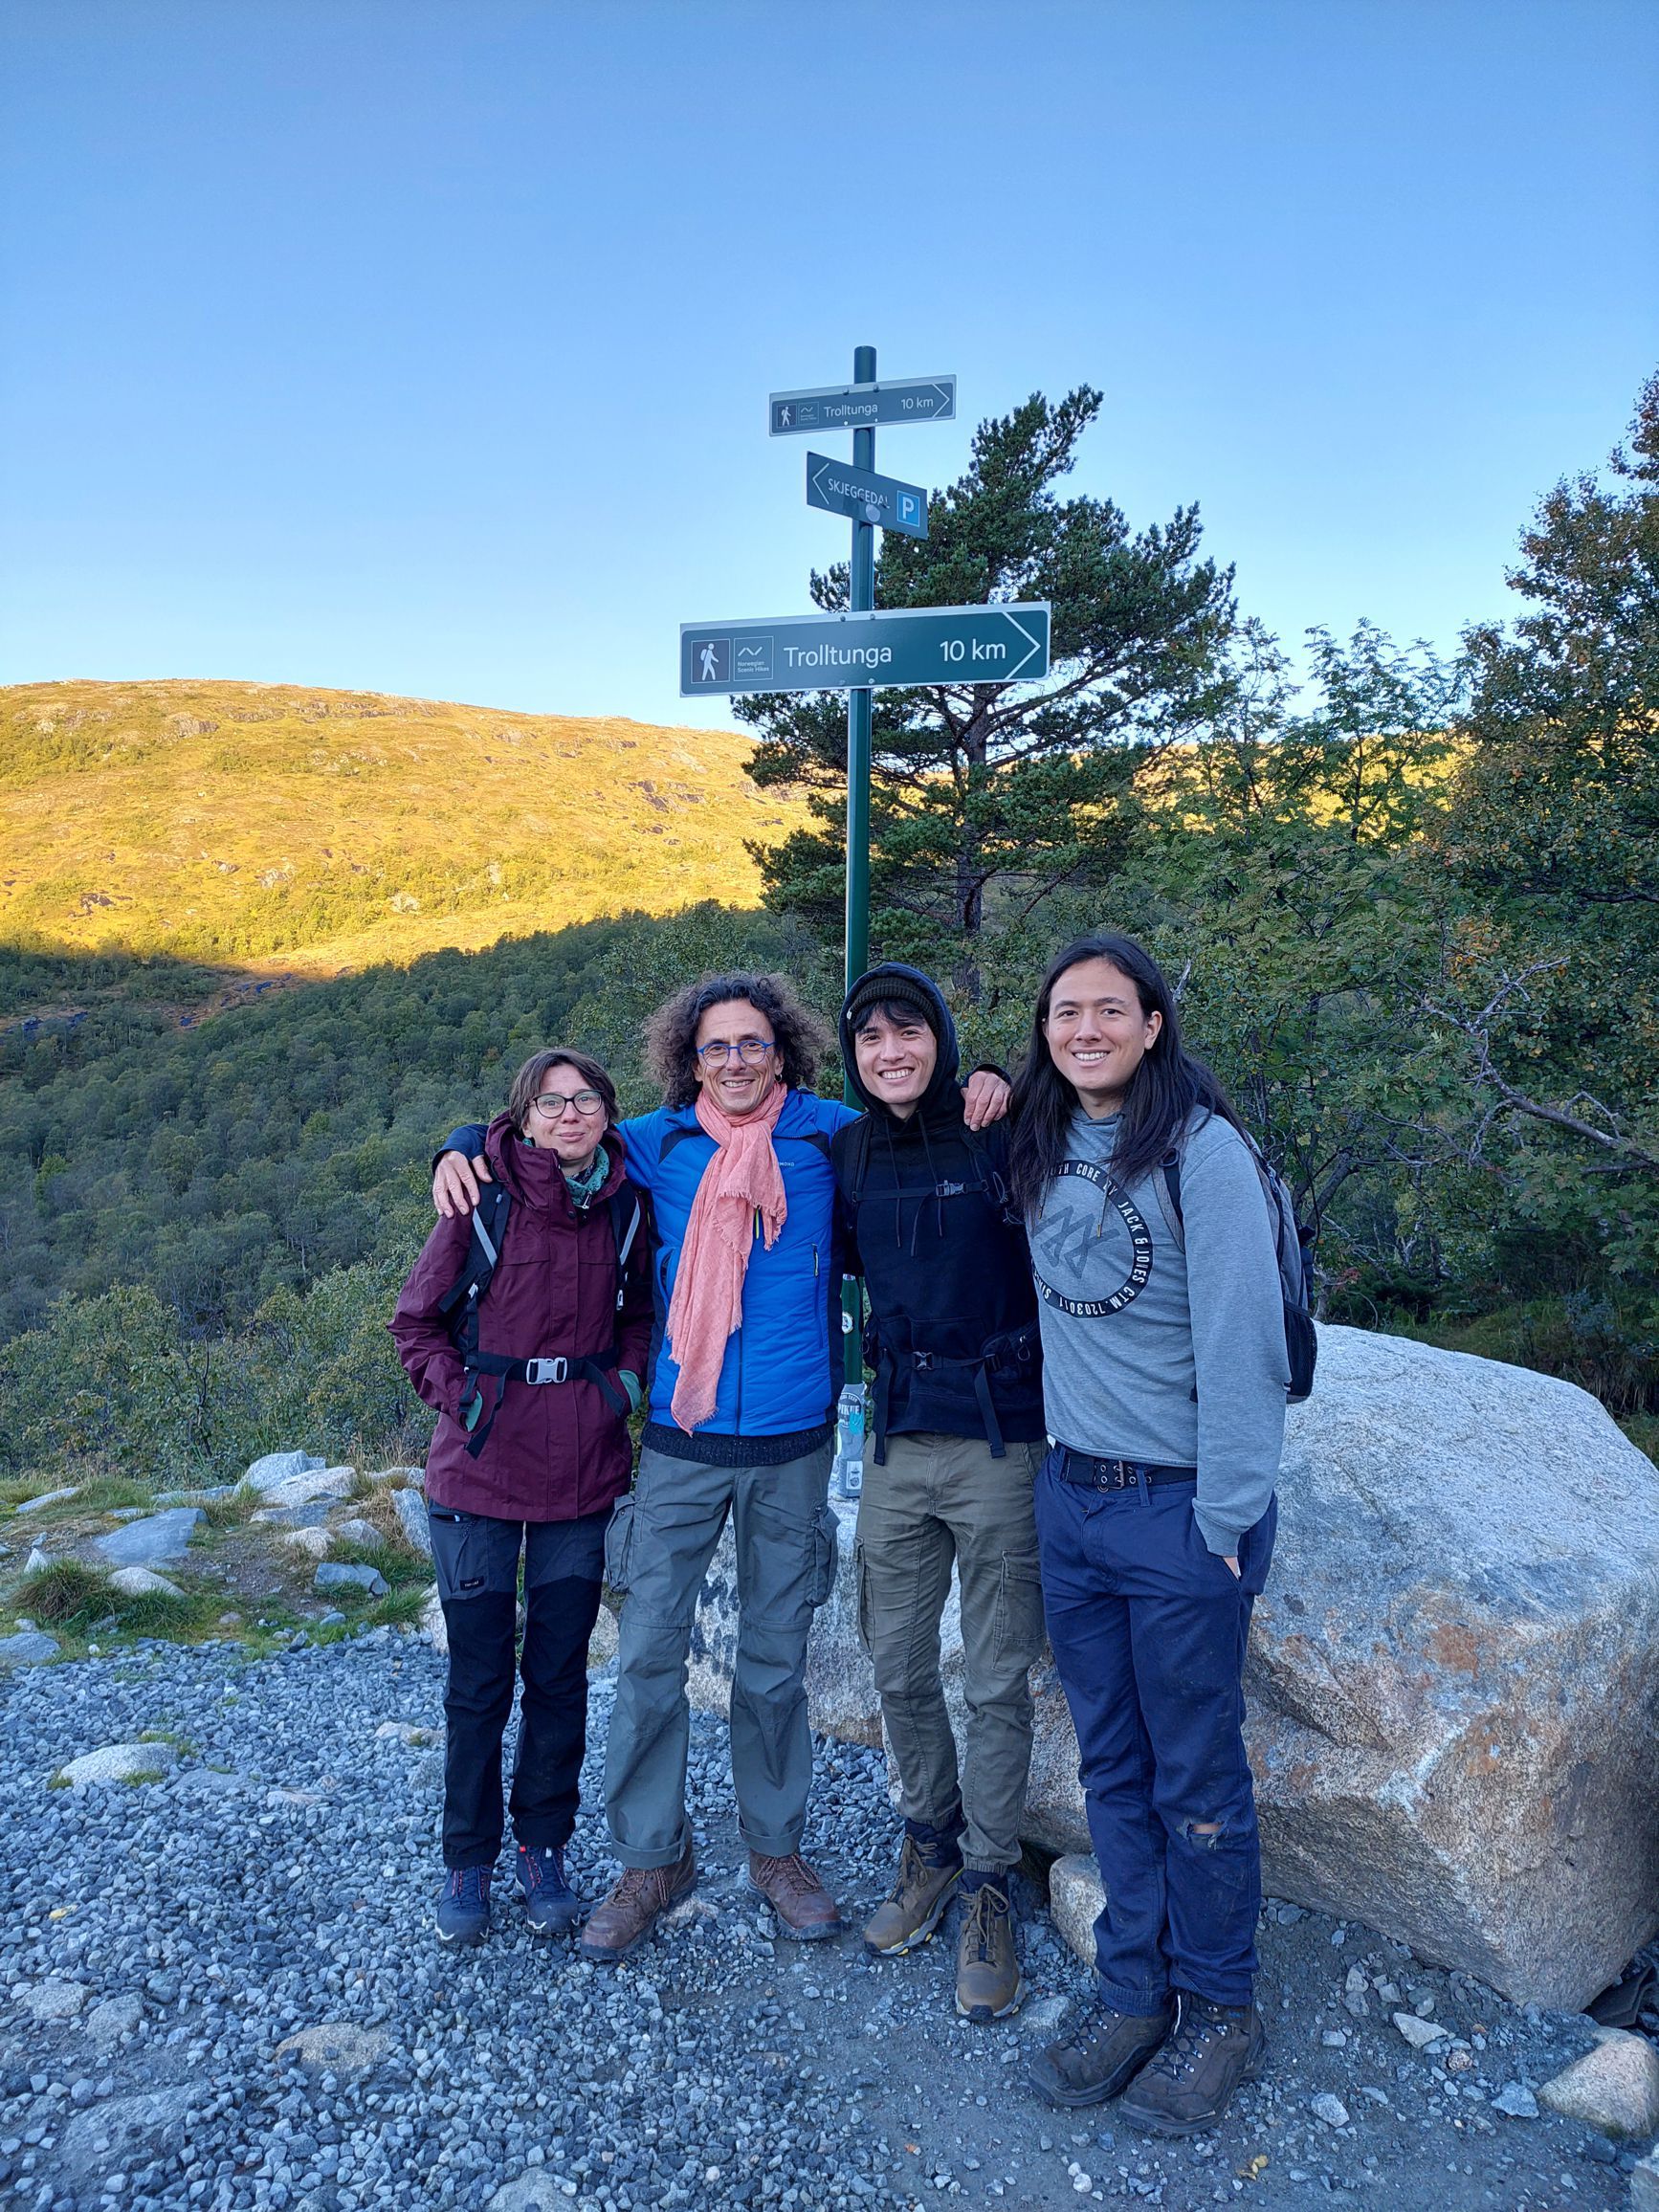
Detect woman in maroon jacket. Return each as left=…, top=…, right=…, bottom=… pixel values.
left=391, top=1047, right=653, bottom=1947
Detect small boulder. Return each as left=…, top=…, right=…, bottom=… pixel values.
left=1491, top=2081, right=1539, bottom=2118
left=84, top=1992, right=144, bottom=2046
left=1537, top=2028, right=1659, bottom=2138
left=1048, top=1854, right=1106, bottom=1967
left=245, top=1449, right=324, bottom=1493
left=15, top=1484, right=79, bottom=1515
left=1310, top=2092, right=1349, bottom=2128
left=109, top=1566, right=183, bottom=1598
left=390, top=1487, right=431, bottom=1558
left=274, top=2022, right=389, bottom=2072
left=90, top=1508, right=201, bottom=1567
left=15, top=1979, right=90, bottom=2022
left=375, top=1720, right=434, bottom=1745
left=588, top=1603, right=619, bottom=1669
left=365, top=1464, right=424, bottom=1487
left=488, top=2179, right=569, bottom=2212
left=282, top=1526, right=332, bottom=1559
left=0, top=1628, right=59, bottom=1667
left=333, top=1516, right=384, bottom=1547
left=420, top=1583, right=447, bottom=1656
left=55, top=1741, right=180, bottom=1789
left=24, top=1545, right=51, bottom=1575
left=259, top=1466, right=355, bottom=1510
left=315, top=1560, right=387, bottom=1598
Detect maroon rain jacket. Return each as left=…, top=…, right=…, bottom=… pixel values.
left=389, top=1114, right=653, bottom=1522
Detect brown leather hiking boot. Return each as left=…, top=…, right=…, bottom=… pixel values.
left=863, top=1836, right=961, bottom=1956
left=1116, top=1993, right=1267, bottom=2135
left=577, top=1841, right=697, bottom=1963
left=747, top=1851, right=843, bottom=1941
left=1029, top=1997, right=1176, bottom=2108
left=955, top=1880, right=1026, bottom=2021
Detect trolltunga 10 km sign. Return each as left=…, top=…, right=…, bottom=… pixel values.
left=680, top=603, right=1051, bottom=697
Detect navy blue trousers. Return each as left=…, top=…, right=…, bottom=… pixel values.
left=1032, top=1452, right=1276, bottom=2014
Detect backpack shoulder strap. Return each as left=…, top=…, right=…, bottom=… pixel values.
left=1153, top=1151, right=1184, bottom=1249
left=840, top=1115, right=875, bottom=1211
left=606, top=1178, right=645, bottom=1312
left=437, top=1182, right=512, bottom=1344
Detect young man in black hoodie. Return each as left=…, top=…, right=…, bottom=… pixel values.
left=834, top=963, right=1047, bottom=2022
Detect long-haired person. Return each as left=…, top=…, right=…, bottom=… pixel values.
left=1011, top=934, right=1288, bottom=2135
left=391, top=1048, right=653, bottom=1947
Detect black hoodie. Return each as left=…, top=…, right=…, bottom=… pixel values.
left=832, top=963, right=1044, bottom=1463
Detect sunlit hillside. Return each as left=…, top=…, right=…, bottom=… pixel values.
left=0, top=680, right=801, bottom=976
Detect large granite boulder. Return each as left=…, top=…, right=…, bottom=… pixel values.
left=682, top=1326, right=1659, bottom=2009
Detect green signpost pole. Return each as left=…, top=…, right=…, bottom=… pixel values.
left=841, top=343, right=875, bottom=1389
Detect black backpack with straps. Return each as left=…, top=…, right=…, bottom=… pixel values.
left=435, top=1178, right=645, bottom=1457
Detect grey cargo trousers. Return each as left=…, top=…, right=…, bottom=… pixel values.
left=602, top=1440, right=838, bottom=1869
left=855, top=1431, right=1046, bottom=1873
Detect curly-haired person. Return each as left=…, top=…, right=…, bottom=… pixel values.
left=433, top=970, right=1008, bottom=1958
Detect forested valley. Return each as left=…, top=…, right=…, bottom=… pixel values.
left=2, top=374, right=1654, bottom=1493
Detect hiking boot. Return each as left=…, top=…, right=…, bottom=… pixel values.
left=747, top=1851, right=843, bottom=1941
left=578, top=1842, right=697, bottom=1964
left=955, top=1878, right=1026, bottom=2021
left=435, top=1864, right=493, bottom=1948
left=1029, top=1996, right=1176, bottom=2108
left=1117, top=1992, right=1267, bottom=2135
left=864, top=1835, right=962, bottom=1956
left=516, top=1843, right=585, bottom=1936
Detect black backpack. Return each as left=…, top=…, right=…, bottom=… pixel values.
left=1154, top=1139, right=1317, bottom=1403
left=436, top=1178, right=645, bottom=1456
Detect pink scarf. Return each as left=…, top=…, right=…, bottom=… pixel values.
left=666, top=1080, right=789, bottom=1433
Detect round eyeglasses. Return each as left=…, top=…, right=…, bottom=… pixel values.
left=696, top=1037, right=775, bottom=1067
left=532, top=1090, right=607, bottom=1118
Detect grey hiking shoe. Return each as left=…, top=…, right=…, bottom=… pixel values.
left=1117, top=1993, right=1267, bottom=2135
left=863, top=1835, right=961, bottom=1956
left=1029, top=1997, right=1176, bottom=2108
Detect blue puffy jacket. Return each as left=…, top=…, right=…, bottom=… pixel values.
left=441, top=1089, right=859, bottom=1442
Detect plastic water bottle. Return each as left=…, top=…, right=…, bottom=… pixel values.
left=832, top=1382, right=866, bottom=1500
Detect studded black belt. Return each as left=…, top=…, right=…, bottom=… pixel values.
left=1052, top=1447, right=1198, bottom=1492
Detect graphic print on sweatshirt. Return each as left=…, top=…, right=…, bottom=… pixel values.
left=1029, top=1159, right=1154, bottom=1318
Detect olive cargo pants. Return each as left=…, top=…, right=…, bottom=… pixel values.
left=854, top=1431, right=1046, bottom=1873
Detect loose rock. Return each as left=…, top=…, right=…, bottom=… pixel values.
left=108, top=1565, right=184, bottom=1597
left=1537, top=2027, right=1659, bottom=2138
left=244, top=1449, right=325, bottom=1492
left=283, top=1525, right=333, bottom=1559
left=14, top=1978, right=90, bottom=2021
left=0, top=1627, right=58, bottom=1666
left=391, top=1486, right=432, bottom=1557
left=89, top=1507, right=202, bottom=1567
left=259, top=1465, right=356, bottom=1509
left=1491, top=2081, right=1539, bottom=2118
left=1631, top=2146, right=1659, bottom=2211
left=1048, top=1854, right=1106, bottom=1968
left=14, top=1483, right=78, bottom=1515
left=334, top=1515, right=385, bottom=1546
left=1311, top=2091, right=1350, bottom=2127
left=273, top=2021, right=391, bottom=2071
left=315, top=1560, right=387, bottom=1597
left=55, top=1739, right=181, bottom=1788
left=1395, top=2010, right=1447, bottom=2049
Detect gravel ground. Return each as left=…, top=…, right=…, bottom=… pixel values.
left=0, top=1632, right=1645, bottom=2212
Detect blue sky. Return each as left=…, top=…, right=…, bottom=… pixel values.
left=3, top=0, right=1655, bottom=730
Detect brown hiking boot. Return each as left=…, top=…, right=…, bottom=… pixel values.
left=1117, top=1993, right=1267, bottom=2135
left=955, top=1879, right=1026, bottom=2021
left=577, top=1841, right=697, bottom=1963
left=747, top=1851, right=843, bottom=1941
left=1029, top=1997, right=1176, bottom=2109
left=863, top=1836, right=961, bottom=1957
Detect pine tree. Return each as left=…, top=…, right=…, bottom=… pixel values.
left=738, top=388, right=1236, bottom=998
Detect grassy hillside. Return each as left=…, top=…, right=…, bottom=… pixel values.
left=0, top=678, right=804, bottom=977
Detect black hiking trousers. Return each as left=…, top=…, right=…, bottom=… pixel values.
left=428, top=1504, right=608, bottom=1869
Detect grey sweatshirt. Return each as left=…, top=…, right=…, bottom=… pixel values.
left=1027, top=1108, right=1289, bottom=1555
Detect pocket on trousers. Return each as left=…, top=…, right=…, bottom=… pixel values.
left=807, top=1505, right=840, bottom=1610
left=852, top=1536, right=873, bottom=1656
left=993, top=1551, right=1046, bottom=1668
left=428, top=1507, right=495, bottom=1604
left=603, top=1494, right=636, bottom=1598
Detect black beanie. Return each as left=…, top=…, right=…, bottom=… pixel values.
left=846, top=975, right=940, bottom=1039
